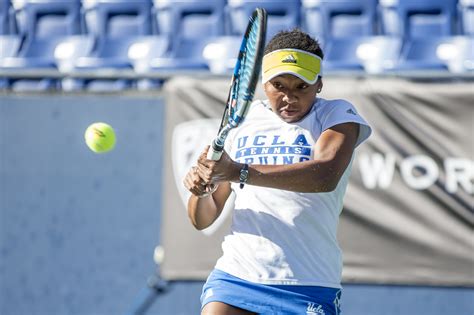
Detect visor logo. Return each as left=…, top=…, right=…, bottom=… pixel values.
left=281, top=54, right=297, bottom=63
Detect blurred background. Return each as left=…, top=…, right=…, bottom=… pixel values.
left=0, top=0, right=473, bottom=314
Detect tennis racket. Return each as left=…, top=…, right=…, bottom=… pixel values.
left=206, top=8, right=267, bottom=161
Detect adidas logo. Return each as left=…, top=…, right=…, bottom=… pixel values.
left=281, top=54, right=297, bottom=63
left=346, top=108, right=357, bottom=115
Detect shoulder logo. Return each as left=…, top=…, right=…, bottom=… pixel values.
left=346, top=108, right=357, bottom=115
left=281, top=54, right=297, bottom=63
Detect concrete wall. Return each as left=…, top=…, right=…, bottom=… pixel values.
left=1, top=93, right=165, bottom=315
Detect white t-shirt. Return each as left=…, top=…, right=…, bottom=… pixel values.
left=215, top=98, right=372, bottom=288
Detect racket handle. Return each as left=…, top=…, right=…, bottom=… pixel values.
left=207, top=141, right=224, bottom=161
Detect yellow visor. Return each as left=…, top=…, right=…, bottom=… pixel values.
left=262, top=49, right=323, bottom=84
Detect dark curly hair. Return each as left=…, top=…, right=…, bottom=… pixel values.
left=264, top=28, right=324, bottom=59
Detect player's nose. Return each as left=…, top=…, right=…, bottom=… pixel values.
left=282, top=92, right=298, bottom=104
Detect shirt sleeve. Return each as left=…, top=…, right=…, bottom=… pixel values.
left=318, top=99, right=372, bottom=147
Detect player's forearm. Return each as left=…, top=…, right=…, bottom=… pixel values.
left=187, top=183, right=232, bottom=230
left=239, top=159, right=345, bottom=193
left=187, top=195, right=220, bottom=230
left=232, top=124, right=358, bottom=192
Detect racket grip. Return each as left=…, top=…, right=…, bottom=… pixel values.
left=207, top=141, right=224, bottom=161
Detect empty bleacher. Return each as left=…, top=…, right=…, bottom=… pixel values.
left=0, top=0, right=472, bottom=91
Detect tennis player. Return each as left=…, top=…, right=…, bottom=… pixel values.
left=184, top=29, right=372, bottom=315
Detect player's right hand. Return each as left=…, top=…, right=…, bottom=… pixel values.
left=183, top=166, right=219, bottom=198
left=183, top=166, right=213, bottom=198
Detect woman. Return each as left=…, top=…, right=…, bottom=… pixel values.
left=184, top=29, right=372, bottom=315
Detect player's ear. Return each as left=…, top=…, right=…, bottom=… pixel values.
left=316, top=78, right=323, bottom=93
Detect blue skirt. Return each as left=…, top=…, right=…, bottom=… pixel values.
left=201, top=269, right=342, bottom=315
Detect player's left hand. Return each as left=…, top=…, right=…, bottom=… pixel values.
left=196, top=146, right=240, bottom=184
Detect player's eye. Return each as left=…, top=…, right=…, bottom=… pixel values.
left=298, top=83, right=309, bottom=90
left=272, top=82, right=284, bottom=90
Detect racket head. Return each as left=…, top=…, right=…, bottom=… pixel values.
left=218, top=8, right=267, bottom=132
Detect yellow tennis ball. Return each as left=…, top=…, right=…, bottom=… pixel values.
left=84, top=122, right=116, bottom=153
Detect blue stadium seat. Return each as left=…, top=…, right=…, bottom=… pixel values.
left=459, top=0, right=474, bottom=35
left=3, top=0, right=83, bottom=90
left=153, top=0, right=226, bottom=38
left=74, top=36, right=168, bottom=71
left=74, top=0, right=162, bottom=91
left=6, top=78, right=62, bottom=90
left=68, top=35, right=168, bottom=90
left=81, top=0, right=156, bottom=66
left=323, top=36, right=402, bottom=73
left=0, top=35, right=94, bottom=90
left=10, top=0, right=84, bottom=62
left=391, top=36, right=474, bottom=73
left=1, top=35, right=93, bottom=68
left=147, top=36, right=222, bottom=72
left=137, top=1, right=237, bottom=76
left=301, top=0, right=389, bottom=73
left=0, top=34, right=21, bottom=88
left=66, top=77, right=133, bottom=91
left=147, top=0, right=225, bottom=73
left=0, top=0, right=12, bottom=34
left=12, top=0, right=82, bottom=38
left=202, top=36, right=242, bottom=74
left=75, top=36, right=164, bottom=69
left=83, top=0, right=153, bottom=37
left=143, top=35, right=243, bottom=75
left=301, top=0, right=378, bottom=39
left=0, top=34, right=20, bottom=59
left=379, top=0, right=458, bottom=38
left=226, top=0, right=301, bottom=40
left=378, top=0, right=462, bottom=73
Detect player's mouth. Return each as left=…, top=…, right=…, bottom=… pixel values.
left=280, top=106, right=299, bottom=116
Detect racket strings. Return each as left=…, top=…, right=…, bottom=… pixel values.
left=226, top=9, right=265, bottom=127
left=232, top=19, right=262, bottom=122
left=210, top=8, right=266, bottom=160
